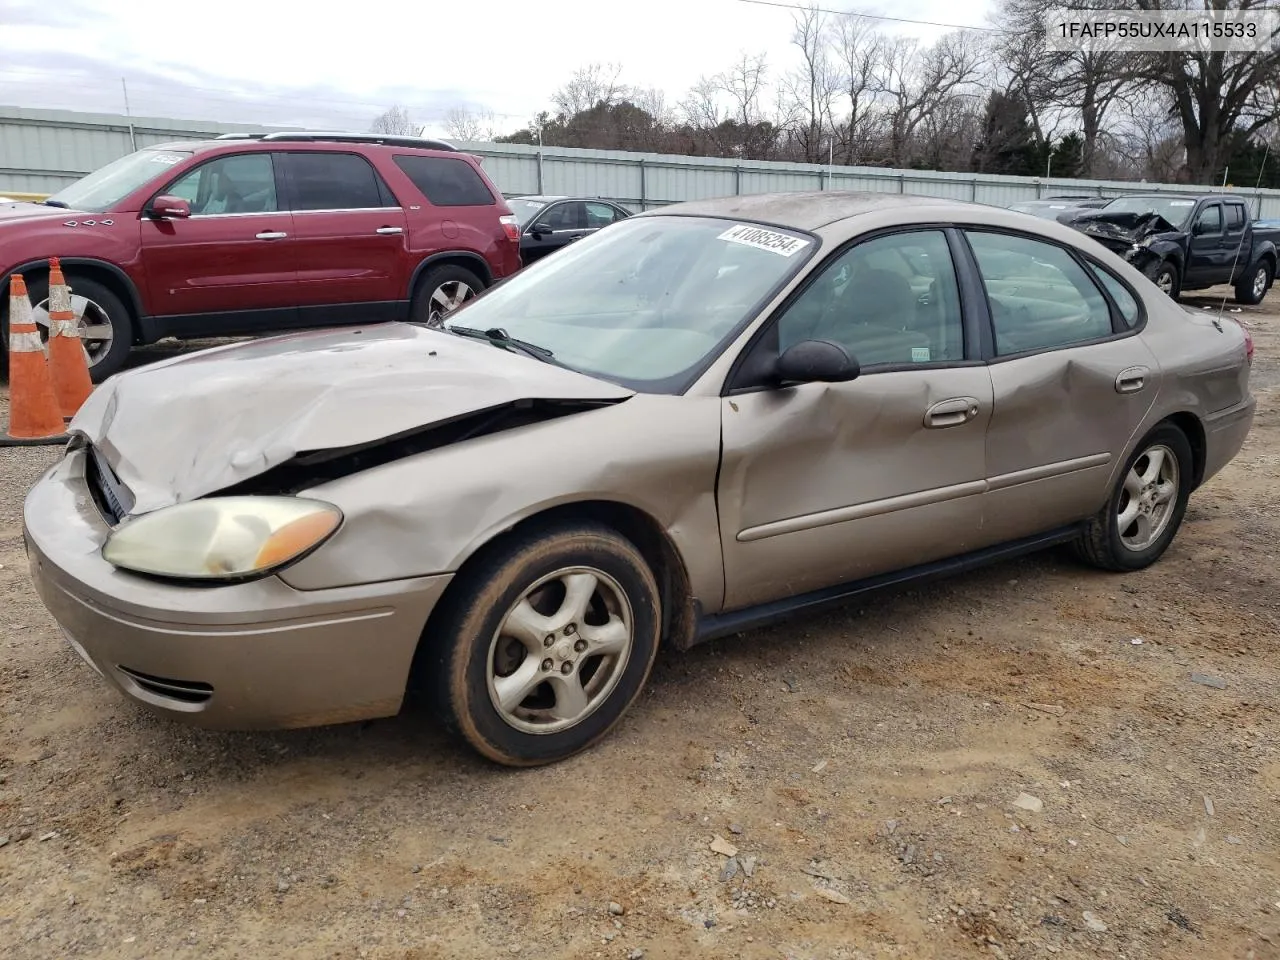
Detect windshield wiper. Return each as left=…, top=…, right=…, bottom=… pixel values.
left=40, top=199, right=69, bottom=208
left=447, top=325, right=561, bottom=365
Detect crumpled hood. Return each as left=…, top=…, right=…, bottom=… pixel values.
left=1073, top=210, right=1180, bottom=244
left=70, top=322, right=634, bottom=514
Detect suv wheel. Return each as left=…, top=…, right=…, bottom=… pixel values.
left=22, top=274, right=132, bottom=382
left=411, top=264, right=483, bottom=328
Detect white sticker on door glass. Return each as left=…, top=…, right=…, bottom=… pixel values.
left=911, top=346, right=931, bottom=362
left=717, top=223, right=811, bottom=257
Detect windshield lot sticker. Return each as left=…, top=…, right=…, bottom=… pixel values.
left=149, top=154, right=185, bottom=165
left=1169, top=200, right=1194, bottom=206
left=718, top=224, right=811, bottom=257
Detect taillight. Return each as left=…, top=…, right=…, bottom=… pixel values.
left=499, top=214, right=520, bottom=242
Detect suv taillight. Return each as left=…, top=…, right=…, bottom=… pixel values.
left=499, top=214, right=520, bottom=243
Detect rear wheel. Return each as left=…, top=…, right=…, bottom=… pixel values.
left=410, top=264, right=483, bottom=328
left=1072, top=423, right=1193, bottom=572
left=1234, top=259, right=1271, bottom=305
left=423, top=522, right=662, bottom=766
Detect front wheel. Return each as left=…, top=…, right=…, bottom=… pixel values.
left=424, top=522, right=662, bottom=766
left=1148, top=260, right=1180, bottom=300
left=1234, top=260, right=1271, bottom=305
left=1072, top=423, right=1194, bottom=572
left=19, top=274, right=132, bottom=382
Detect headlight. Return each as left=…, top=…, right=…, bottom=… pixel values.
left=102, top=496, right=342, bottom=581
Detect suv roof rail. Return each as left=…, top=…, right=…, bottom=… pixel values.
left=252, top=131, right=458, bottom=151
left=213, top=132, right=269, bottom=140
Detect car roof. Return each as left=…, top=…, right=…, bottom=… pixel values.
left=141, top=135, right=462, bottom=156
left=637, top=191, right=989, bottom=232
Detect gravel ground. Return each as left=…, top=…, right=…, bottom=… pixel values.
left=0, top=299, right=1278, bottom=960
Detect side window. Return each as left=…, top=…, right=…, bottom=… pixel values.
left=1227, top=203, right=1246, bottom=230
left=1087, top=262, right=1140, bottom=329
left=585, top=202, right=623, bottom=227
left=165, top=153, right=277, bottom=215
left=967, top=231, right=1113, bottom=355
left=1194, top=203, right=1222, bottom=235
left=392, top=155, right=495, bottom=206
left=284, top=152, right=389, bottom=211
left=538, top=202, right=586, bottom=230
left=777, top=230, right=965, bottom=367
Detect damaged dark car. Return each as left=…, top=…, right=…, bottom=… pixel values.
left=1069, top=194, right=1280, bottom=304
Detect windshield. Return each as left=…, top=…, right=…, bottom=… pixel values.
left=442, top=215, right=817, bottom=391
left=1100, top=196, right=1197, bottom=227
left=507, top=197, right=554, bottom=225
left=45, top=148, right=192, bottom=213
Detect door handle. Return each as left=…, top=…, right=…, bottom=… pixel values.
left=376, top=226, right=404, bottom=235
left=256, top=231, right=287, bottom=240
left=924, top=397, right=980, bottom=429
left=1115, top=366, right=1149, bottom=394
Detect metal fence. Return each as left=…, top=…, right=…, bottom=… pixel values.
left=7, top=104, right=1280, bottom=218
left=454, top=140, right=1280, bottom=220
left=0, top=106, right=298, bottom=195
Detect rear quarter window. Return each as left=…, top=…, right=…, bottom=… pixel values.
left=393, top=155, right=495, bottom=207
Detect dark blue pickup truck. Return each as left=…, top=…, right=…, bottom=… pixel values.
left=1068, top=193, right=1280, bottom=305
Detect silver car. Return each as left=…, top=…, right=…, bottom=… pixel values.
left=23, top=192, right=1255, bottom=766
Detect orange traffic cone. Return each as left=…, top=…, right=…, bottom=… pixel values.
left=1, top=273, right=68, bottom=446
left=46, top=258, right=93, bottom=418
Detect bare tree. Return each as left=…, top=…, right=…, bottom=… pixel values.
left=717, top=52, right=772, bottom=157
left=443, top=108, right=498, bottom=142
left=780, top=4, right=840, bottom=162
left=370, top=105, right=415, bottom=135
left=832, top=13, right=884, bottom=164
left=552, top=63, right=628, bottom=117
left=876, top=32, right=988, bottom=167
left=1132, top=0, right=1280, bottom=184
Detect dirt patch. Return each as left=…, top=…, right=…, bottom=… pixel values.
left=1, top=292, right=1279, bottom=959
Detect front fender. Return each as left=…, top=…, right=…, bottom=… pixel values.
left=277, top=395, right=728, bottom=611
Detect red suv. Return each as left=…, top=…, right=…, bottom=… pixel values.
left=0, top=132, right=522, bottom=380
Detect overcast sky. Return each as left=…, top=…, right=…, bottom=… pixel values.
left=2, top=0, right=996, bottom=136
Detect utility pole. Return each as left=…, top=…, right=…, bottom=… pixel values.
left=121, top=78, right=137, bottom=151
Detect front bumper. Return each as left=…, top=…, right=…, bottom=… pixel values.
left=22, top=447, right=453, bottom=730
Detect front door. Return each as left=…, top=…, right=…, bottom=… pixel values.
left=959, top=228, right=1161, bottom=545
left=1186, top=201, right=1225, bottom=287
left=522, top=201, right=589, bottom=264
left=140, top=151, right=298, bottom=329
left=716, top=228, right=993, bottom=610
left=278, top=151, right=409, bottom=323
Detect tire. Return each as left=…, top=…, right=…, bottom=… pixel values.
left=423, top=521, right=661, bottom=766
left=19, top=274, right=132, bottom=382
left=1072, top=423, right=1194, bottom=572
left=409, top=264, right=484, bottom=328
left=1148, top=260, right=1181, bottom=300
left=1233, top=259, right=1271, bottom=305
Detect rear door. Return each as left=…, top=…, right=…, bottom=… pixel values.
left=278, top=150, right=409, bottom=323
left=1186, top=201, right=1225, bottom=286
left=960, top=228, right=1161, bottom=545
left=1222, top=200, right=1249, bottom=279
left=139, top=151, right=298, bottom=329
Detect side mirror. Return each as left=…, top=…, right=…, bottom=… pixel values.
left=530, top=222, right=554, bottom=237
left=149, top=195, right=191, bottom=219
left=775, top=339, right=860, bottom=385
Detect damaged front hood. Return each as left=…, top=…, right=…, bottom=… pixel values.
left=70, top=323, right=634, bottom=514
left=1073, top=210, right=1181, bottom=244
